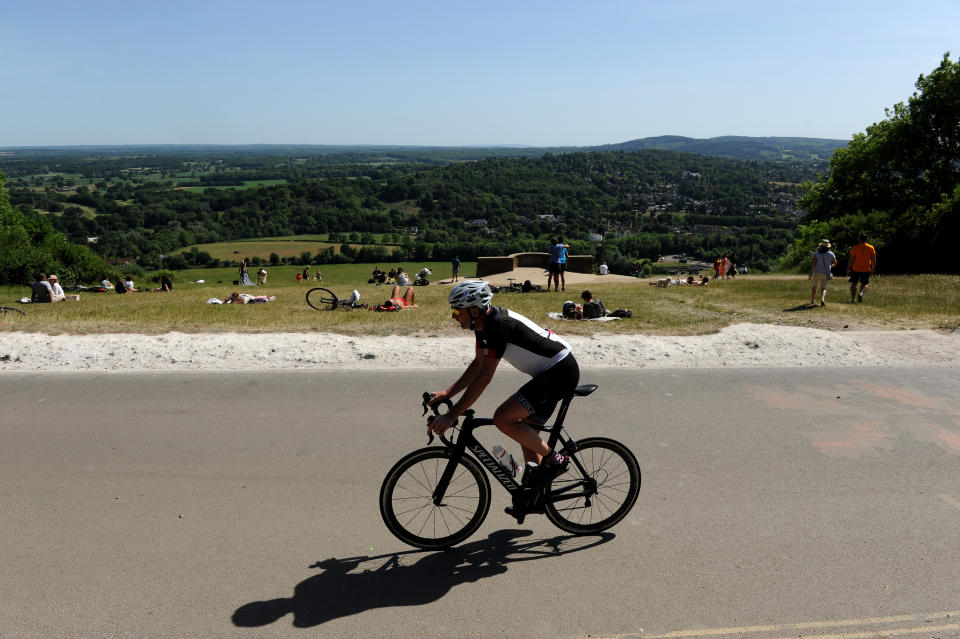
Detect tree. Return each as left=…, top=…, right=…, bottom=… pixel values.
left=797, top=53, right=960, bottom=273
left=0, top=171, right=110, bottom=284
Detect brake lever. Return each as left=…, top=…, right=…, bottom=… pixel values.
left=421, top=391, right=434, bottom=417
left=423, top=391, right=456, bottom=445
left=425, top=415, right=454, bottom=446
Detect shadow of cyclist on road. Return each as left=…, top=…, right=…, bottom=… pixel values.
left=232, top=529, right=614, bottom=628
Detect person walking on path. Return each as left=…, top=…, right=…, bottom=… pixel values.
left=451, top=255, right=461, bottom=282
left=809, top=239, right=838, bottom=306
left=847, top=233, right=877, bottom=303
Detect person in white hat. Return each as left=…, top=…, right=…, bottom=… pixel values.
left=809, top=239, right=837, bottom=306
left=47, top=274, right=66, bottom=302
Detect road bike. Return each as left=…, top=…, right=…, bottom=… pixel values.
left=379, top=387, right=640, bottom=550
left=305, top=287, right=363, bottom=311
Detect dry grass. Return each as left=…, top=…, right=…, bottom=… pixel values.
left=2, top=269, right=958, bottom=336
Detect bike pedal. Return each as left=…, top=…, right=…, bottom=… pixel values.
left=504, top=506, right=526, bottom=524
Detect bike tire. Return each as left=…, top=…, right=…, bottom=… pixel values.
left=0, top=306, right=26, bottom=317
left=544, top=437, right=640, bottom=534
left=380, top=447, right=491, bottom=550
left=305, top=287, right=339, bottom=311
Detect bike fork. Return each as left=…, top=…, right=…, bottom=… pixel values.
left=431, top=455, right=459, bottom=506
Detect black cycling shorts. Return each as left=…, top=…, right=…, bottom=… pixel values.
left=514, top=354, right=580, bottom=424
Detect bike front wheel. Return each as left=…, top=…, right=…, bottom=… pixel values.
left=380, top=447, right=491, bottom=550
left=0, top=306, right=26, bottom=317
left=544, top=437, right=640, bottom=534
left=306, top=287, right=339, bottom=310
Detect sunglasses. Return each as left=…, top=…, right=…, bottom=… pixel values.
left=451, top=307, right=465, bottom=316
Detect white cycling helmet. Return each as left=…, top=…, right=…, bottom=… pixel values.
left=448, top=280, right=493, bottom=310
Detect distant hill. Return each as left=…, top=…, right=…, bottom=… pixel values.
left=589, top=136, right=847, bottom=163
left=1, top=136, right=847, bottom=165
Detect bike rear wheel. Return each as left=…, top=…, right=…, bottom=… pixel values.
left=306, top=287, right=339, bottom=310
left=380, top=447, right=491, bottom=550
left=0, top=306, right=26, bottom=317
left=544, top=437, right=640, bottom=534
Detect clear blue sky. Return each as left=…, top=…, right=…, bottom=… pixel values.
left=1, top=0, right=956, bottom=147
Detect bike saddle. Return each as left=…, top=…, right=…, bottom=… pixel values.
left=574, top=384, right=598, bottom=396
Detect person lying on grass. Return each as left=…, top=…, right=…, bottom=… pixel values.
left=224, top=291, right=275, bottom=304
left=372, top=286, right=418, bottom=311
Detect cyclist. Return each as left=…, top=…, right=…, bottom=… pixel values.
left=428, top=280, right=580, bottom=503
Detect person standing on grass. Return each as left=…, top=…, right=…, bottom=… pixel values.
left=847, top=232, right=877, bottom=303
left=809, top=239, right=837, bottom=306
left=451, top=255, right=461, bottom=282
left=547, top=237, right=569, bottom=292
left=557, top=237, right=569, bottom=292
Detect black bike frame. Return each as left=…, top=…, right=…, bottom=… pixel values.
left=431, top=395, right=595, bottom=507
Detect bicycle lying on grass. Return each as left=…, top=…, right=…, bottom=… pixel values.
left=305, top=287, right=363, bottom=311
left=491, top=278, right=543, bottom=293
left=379, top=387, right=640, bottom=550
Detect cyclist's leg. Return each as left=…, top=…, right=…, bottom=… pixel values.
left=493, top=397, right=550, bottom=464
left=497, top=355, right=579, bottom=465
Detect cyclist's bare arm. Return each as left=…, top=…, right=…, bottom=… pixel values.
left=429, top=347, right=500, bottom=435
left=429, top=343, right=489, bottom=406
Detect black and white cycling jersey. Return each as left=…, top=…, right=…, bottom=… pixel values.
left=475, top=306, right=572, bottom=376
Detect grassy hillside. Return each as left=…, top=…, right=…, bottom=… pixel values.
left=3, top=271, right=957, bottom=336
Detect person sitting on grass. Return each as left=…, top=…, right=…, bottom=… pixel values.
left=580, top=290, right=607, bottom=318
left=30, top=273, right=53, bottom=303
left=561, top=300, right=583, bottom=319
left=48, top=274, right=66, bottom=302
left=123, top=277, right=138, bottom=292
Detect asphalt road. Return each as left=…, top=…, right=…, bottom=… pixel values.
left=2, top=367, right=959, bottom=639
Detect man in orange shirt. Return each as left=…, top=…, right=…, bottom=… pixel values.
left=847, top=233, right=877, bottom=303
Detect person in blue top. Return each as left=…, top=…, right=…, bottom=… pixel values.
left=451, top=255, right=461, bottom=282
left=809, top=239, right=838, bottom=306
left=547, top=237, right=569, bottom=292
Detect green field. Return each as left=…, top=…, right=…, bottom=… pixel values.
left=3, top=271, right=958, bottom=337
left=172, top=236, right=398, bottom=261
left=178, top=179, right=288, bottom=192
